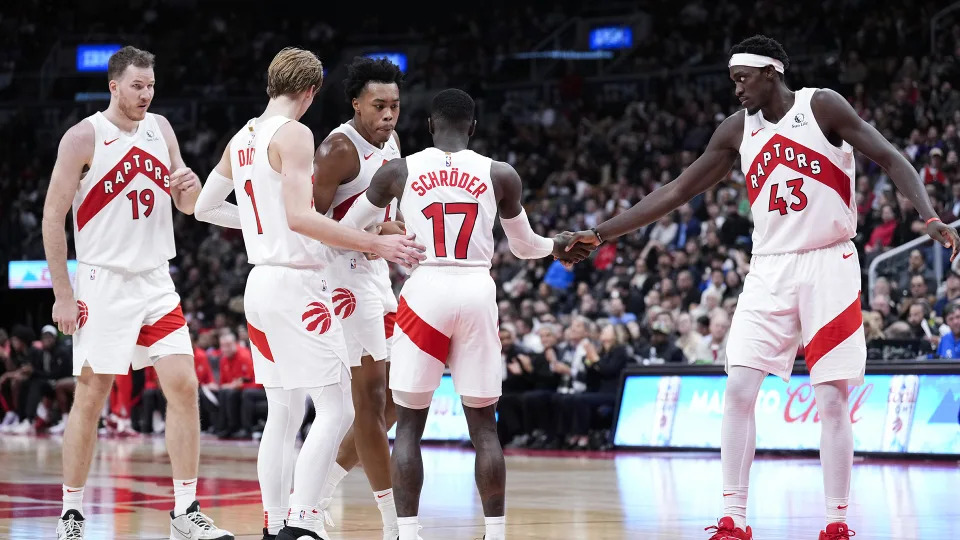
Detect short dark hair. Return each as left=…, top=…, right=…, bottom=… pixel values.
left=729, top=35, right=790, bottom=72
left=945, top=301, right=960, bottom=318
left=107, top=46, right=155, bottom=82
left=431, top=88, right=475, bottom=125
left=343, top=56, right=403, bottom=101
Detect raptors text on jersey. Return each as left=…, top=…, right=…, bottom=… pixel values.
left=739, top=87, right=857, bottom=255
left=72, top=112, right=175, bottom=272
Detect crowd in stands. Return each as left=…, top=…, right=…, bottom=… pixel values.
left=1, top=1, right=959, bottom=449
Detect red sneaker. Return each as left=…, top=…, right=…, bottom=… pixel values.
left=819, top=522, right=856, bottom=539
left=705, top=517, right=753, bottom=540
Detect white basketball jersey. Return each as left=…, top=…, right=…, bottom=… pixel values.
left=325, top=122, right=400, bottom=222
left=740, top=87, right=857, bottom=255
left=400, top=148, right=497, bottom=268
left=73, top=112, right=174, bottom=273
left=229, top=116, right=328, bottom=267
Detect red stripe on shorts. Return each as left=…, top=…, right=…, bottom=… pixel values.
left=396, top=297, right=450, bottom=363
left=384, top=312, right=397, bottom=339
left=803, top=292, right=862, bottom=371
left=136, top=305, right=186, bottom=347
left=247, top=323, right=274, bottom=362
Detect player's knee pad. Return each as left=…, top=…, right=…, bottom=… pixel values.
left=392, top=390, right=433, bottom=410
left=461, top=395, right=499, bottom=409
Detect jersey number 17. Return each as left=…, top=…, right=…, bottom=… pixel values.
left=422, top=202, right=478, bottom=259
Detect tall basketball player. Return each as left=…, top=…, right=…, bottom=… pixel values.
left=565, top=36, right=960, bottom=540
left=310, top=56, right=405, bottom=539
left=339, top=89, right=592, bottom=540
left=193, top=48, right=426, bottom=540
left=42, top=47, right=234, bottom=540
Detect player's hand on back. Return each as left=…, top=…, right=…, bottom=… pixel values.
left=371, top=232, right=426, bottom=269
left=927, top=220, right=960, bottom=261
left=168, top=167, right=201, bottom=193
left=52, top=297, right=79, bottom=335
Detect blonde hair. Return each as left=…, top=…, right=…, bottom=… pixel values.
left=266, top=47, right=323, bottom=98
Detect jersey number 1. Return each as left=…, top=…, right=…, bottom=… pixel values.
left=422, top=202, right=478, bottom=259
left=243, top=180, right=264, bottom=234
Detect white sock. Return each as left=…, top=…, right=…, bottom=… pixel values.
left=62, top=485, right=84, bottom=516
left=397, top=516, right=419, bottom=540
left=173, top=478, right=197, bottom=516
left=815, top=381, right=853, bottom=525
left=319, top=462, right=350, bottom=502
left=484, top=516, right=506, bottom=540
left=286, top=504, right=319, bottom=530
left=374, top=489, right=398, bottom=530
left=720, top=367, right=764, bottom=530
left=265, top=507, right=286, bottom=535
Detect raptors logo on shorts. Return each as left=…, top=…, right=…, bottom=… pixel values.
left=77, top=300, right=89, bottom=330
left=332, top=288, right=357, bottom=319
left=302, top=302, right=332, bottom=334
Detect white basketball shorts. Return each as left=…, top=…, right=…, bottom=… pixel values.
left=389, top=266, right=501, bottom=399
left=244, top=265, right=350, bottom=390
left=725, top=240, right=866, bottom=385
left=72, top=262, right=192, bottom=376
left=328, top=255, right=398, bottom=366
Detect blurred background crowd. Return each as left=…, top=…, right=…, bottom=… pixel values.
left=1, top=0, right=959, bottom=450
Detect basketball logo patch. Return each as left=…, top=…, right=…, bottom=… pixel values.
left=302, top=302, right=332, bottom=334
left=77, top=300, right=89, bottom=329
left=332, top=288, right=357, bottom=319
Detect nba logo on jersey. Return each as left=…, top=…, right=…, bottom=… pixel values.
left=445, top=153, right=452, bottom=167
left=321, top=279, right=328, bottom=292
left=350, top=258, right=357, bottom=269
left=89, top=268, right=96, bottom=280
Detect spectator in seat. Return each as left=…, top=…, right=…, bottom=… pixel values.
left=0, top=325, right=40, bottom=434
left=498, top=325, right=535, bottom=445
left=671, top=203, right=701, bottom=250
left=518, top=324, right=565, bottom=449
left=934, top=271, right=960, bottom=315
left=935, top=302, right=960, bottom=359
left=865, top=204, right=898, bottom=255
left=636, top=318, right=687, bottom=364
left=920, top=147, right=947, bottom=185
left=23, top=325, right=73, bottom=434
left=193, top=334, right=219, bottom=433
left=695, top=308, right=731, bottom=365
left=870, top=293, right=898, bottom=328
left=215, top=331, right=256, bottom=439
left=607, top=296, right=637, bottom=325
left=900, top=249, right=936, bottom=293
left=674, top=312, right=704, bottom=362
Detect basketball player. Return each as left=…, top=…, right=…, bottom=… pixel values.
left=41, top=47, right=234, bottom=540
left=310, top=56, right=405, bottom=539
left=564, top=35, right=960, bottom=540
left=193, top=48, right=426, bottom=540
left=338, top=88, right=592, bottom=540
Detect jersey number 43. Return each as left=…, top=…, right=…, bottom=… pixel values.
left=767, top=178, right=808, bottom=215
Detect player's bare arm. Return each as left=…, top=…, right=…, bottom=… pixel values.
left=567, top=111, right=745, bottom=250
left=312, top=132, right=361, bottom=214
left=339, top=157, right=408, bottom=229
left=276, top=122, right=425, bottom=267
left=491, top=160, right=591, bottom=263
left=155, top=114, right=200, bottom=215
left=194, top=143, right=241, bottom=228
left=42, top=121, right=94, bottom=335
left=811, top=88, right=960, bottom=260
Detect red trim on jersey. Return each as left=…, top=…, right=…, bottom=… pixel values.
left=247, top=323, right=274, bottom=362
left=331, top=190, right=367, bottom=221
left=136, top=305, right=186, bottom=347
left=384, top=311, right=397, bottom=340
left=76, top=146, right=172, bottom=230
left=745, top=134, right=851, bottom=207
left=396, top=297, right=449, bottom=363
left=803, top=293, right=862, bottom=371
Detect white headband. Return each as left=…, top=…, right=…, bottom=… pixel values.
left=728, top=53, right=784, bottom=74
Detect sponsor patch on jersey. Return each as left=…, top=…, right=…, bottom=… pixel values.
left=791, top=112, right=808, bottom=128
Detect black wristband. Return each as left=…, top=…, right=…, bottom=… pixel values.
left=591, top=227, right=604, bottom=244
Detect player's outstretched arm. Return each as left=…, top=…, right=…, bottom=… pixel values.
left=156, top=115, right=201, bottom=215
left=566, top=113, right=743, bottom=250
left=492, top=161, right=592, bottom=263
left=42, top=122, right=92, bottom=335
left=339, top=157, right=407, bottom=231
left=276, top=123, right=425, bottom=268
left=194, top=143, right=241, bottom=228
left=811, top=88, right=960, bottom=260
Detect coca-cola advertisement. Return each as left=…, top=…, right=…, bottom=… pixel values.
left=614, top=373, right=960, bottom=454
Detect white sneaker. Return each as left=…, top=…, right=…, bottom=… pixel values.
left=315, top=498, right=335, bottom=528
left=170, top=501, right=234, bottom=539
left=153, top=411, right=165, bottom=434
left=49, top=417, right=68, bottom=435
left=2, top=410, right=19, bottom=426
left=11, top=419, right=35, bottom=435
left=56, top=509, right=85, bottom=539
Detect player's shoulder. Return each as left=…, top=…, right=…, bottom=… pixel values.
left=809, top=88, right=848, bottom=113
left=710, top=110, right=746, bottom=149
left=59, top=119, right=96, bottom=157
left=274, top=119, right=313, bottom=145
left=316, top=131, right=356, bottom=158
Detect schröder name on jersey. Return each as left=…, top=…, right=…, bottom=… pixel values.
left=410, top=168, right=488, bottom=198
left=749, top=140, right=822, bottom=189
